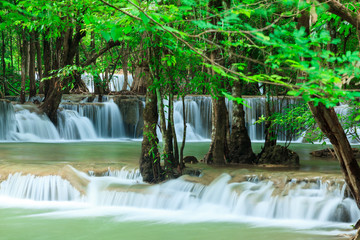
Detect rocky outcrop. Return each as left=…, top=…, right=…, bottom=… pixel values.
left=183, top=156, right=198, bottom=164
left=112, top=96, right=144, bottom=138
left=311, top=148, right=360, bottom=159
left=257, top=145, right=300, bottom=167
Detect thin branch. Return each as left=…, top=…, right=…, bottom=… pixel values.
left=185, top=17, right=282, bottom=38
left=81, top=40, right=121, bottom=67
left=98, top=0, right=141, bottom=21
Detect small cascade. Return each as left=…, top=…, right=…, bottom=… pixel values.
left=57, top=110, right=97, bottom=140
left=0, top=173, right=81, bottom=201
left=109, top=74, right=134, bottom=92
left=1, top=169, right=358, bottom=225
left=61, top=100, right=125, bottom=138
left=14, top=106, right=60, bottom=141
left=104, top=167, right=143, bottom=182
left=171, top=96, right=303, bottom=141
left=0, top=100, right=16, bottom=140
left=172, top=96, right=212, bottom=141
left=83, top=73, right=134, bottom=93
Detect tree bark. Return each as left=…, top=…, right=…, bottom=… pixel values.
left=140, top=71, right=162, bottom=183
left=169, top=93, right=179, bottom=168
left=73, top=46, right=88, bottom=93
left=180, top=96, right=187, bottom=168
left=29, top=31, right=36, bottom=98
left=205, top=96, right=229, bottom=164
left=10, top=29, right=13, bottom=69
left=264, top=85, right=277, bottom=149
left=309, top=102, right=360, bottom=207
left=20, top=30, right=28, bottom=104
left=42, top=35, right=52, bottom=99
left=156, top=88, right=175, bottom=177
left=229, top=80, right=256, bottom=164
left=35, top=32, right=44, bottom=94
left=122, top=47, right=129, bottom=91
left=317, top=0, right=360, bottom=31
left=1, top=30, right=7, bottom=96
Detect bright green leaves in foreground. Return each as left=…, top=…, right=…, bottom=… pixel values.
left=262, top=24, right=360, bottom=107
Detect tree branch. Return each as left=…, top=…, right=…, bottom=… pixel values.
left=81, top=40, right=121, bottom=67
left=98, top=0, right=141, bottom=21
left=317, top=0, right=360, bottom=30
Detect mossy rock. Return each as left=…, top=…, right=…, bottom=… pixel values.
left=257, top=145, right=300, bottom=167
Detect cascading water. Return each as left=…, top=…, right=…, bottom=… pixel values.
left=0, top=100, right=16, bottom=140
left=61, top=100, right=125, bottom=138
left=172, top=96, right=212, bottom=141
left=0, top=169, right=358, bottom=225
left=57, top=110, right=98, bottom=140
left=83, top=73, right=134, bottom=93
left=1, top=95, right=304, bottom=142
left=0, top=173, right=81, bottom=201
left=15, top=111, right=61, bottom=141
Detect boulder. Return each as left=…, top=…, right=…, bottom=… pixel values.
left=112, top=96, right=144, bottom=138
left=183, top=156, right=198, bottom=164
left=257, top=145, right=300, bottom=167
left=311, top=148, right=360, bottom=159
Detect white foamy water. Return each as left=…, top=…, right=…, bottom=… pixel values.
left=0, top=167, right=358, bottom=234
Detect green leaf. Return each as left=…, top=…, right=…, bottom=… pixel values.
left=101, top=31, right=112, bottom=42
left=111, top=27, right=122, bottom=41
left=140, top=12, right=150, bottom=25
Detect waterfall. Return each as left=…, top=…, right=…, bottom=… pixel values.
left=61, top=100, right=125, bottom=138
left=0, top=100, right=16, bottom=140
left=57, top=110, right=98, bottom=140
left=0, top=173, right=81, bottom=201
left=0, top=169, right=358, bottom=224
left=83, top=73, right=134, bottom=93
left=13, top=105, right=61, bottom=141
left=172, top=96, right=212, bottom=141
left=0, top=96, right=305, bottom=142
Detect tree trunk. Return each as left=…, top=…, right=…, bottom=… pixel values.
left=212, top=96, right=229, bottom=164
left=40, top=80, right=62, bottom=123
left=10, top=29, right=13, bottom=69
left=229, top=80, right=256, bottom=164
left=156, top=88, right=175, bottom=178
left=169, top=93, right=179, bottom=168
left=73, top=48, right=88, bottom=93
left=204, top=97, right=216, bottom=163
left=180, top=96, right=187, bottom=168
left=309, top=102, right=360, bottom=207
left=43, top=36, right=52, bottom=99
left=20, top=30, right=28, bottom=104
left=122, top=47, right=128, bottom=91
left=40, top=36, right=63, bottom=124
left=264, top=85, right=277, bottom=149
left=131, top=66, right=147, bottom=94
left=29, top=32, right=36, bottom=98
left=36, top=32, right=44, bottom=94
left=140, top=73, right=161, bottom=183
left=1, top=30, right=7, bottom=96
left=205, top=97, right=229, bottom=164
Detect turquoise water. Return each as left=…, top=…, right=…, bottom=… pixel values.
left=0, top=208, right=346, bottom=240
left=0, top=142, right=352, bottom=240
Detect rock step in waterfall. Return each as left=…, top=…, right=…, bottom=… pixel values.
left=0, top=167, right=357, bottom=224
left=0, top=96, right=304, bottom=142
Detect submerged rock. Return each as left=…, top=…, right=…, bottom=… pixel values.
left=183, top=156, right=198, bottom=164
left=311, top=148, right=360, bottom=159
left=112, top=96, right=144, bottom=138
left=257, top=145, right=300, bottom=167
